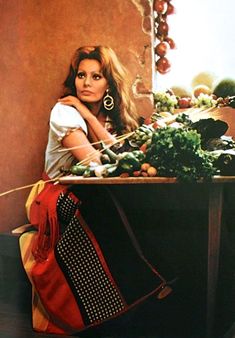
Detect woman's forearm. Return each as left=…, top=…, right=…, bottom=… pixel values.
left=62, top=129, right=102, bottom=164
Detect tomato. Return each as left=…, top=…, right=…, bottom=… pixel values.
left=157, top=21, right=169, bottom=36
left=178, top=97, right=192, bottom=109
left=144, top=117, right=152, bottom=125
left=156, top=57, right=171, bottom=74
left=164, top=37, right=176, bottom=49
left=155, top=41, right=169, bottom=57
left=153, top=0, right=167, bottom=14
left=155, top=15, right=164, bottom=25
left=166, top=3, right=175, bottom=15
left=152, top=121, right=159, bottom=129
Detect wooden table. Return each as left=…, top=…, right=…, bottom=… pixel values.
left=59, top=175, right=235, bottom=338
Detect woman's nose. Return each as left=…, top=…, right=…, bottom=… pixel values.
left=84, top=76, right=92, bottom=86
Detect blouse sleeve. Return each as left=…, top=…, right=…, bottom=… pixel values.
left=50, top=102, right=88, bottom=142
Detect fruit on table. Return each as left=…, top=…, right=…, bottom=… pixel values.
left=170, top=85, right=192, bottom=98
left=144, top=116, right=152, bottom=125
left=132, top=162, right=158, bottom=177
left=141, top=163, right=151, bottom=171
left=191, top=71, right=217, bottom=90
left=193, top=93, right=217, bottom=108
left=193, top=84, right=212, bottom=98
left=153, top=91, right=178, bottom=113
left=147, top=166, right=158, bottom=177
left=152, top=121, right=160, bottom=129
left=177, top=97, right=192, bottom=109
left=213, top=78, right=235, bottom=98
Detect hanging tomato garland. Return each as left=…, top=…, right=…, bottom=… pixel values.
left=153, top=0, right=176, bottom=74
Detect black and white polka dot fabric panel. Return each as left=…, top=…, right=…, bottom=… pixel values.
left=57, top=193, right=80, bottom=226
left=56, top=215, right=125, bottom=325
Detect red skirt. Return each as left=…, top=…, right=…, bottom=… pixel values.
left=20, top=183, right=169, bottom=335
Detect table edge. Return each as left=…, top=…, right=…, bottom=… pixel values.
left=58, top=175, right=235, bottom=185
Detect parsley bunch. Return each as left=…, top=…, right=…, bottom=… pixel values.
left=146, top=126, right=217, bottom=182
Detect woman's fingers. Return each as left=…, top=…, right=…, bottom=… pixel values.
left=58, top=96, right=75, bottom=105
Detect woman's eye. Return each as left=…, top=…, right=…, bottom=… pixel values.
left=93, top=74, right=102, bottom=80
left=77, top=72, right=85, bottom=79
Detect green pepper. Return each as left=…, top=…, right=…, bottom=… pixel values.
left=100, top=154, right=111, bottom=164
left=117, top=152, right=141, bottom=173
left=83, top=167, right=96, bottom=177
left=70, top=164, right=88, bottom=176
left=131, top=150, right=145, bottom=163
left=100, top=142, right=118, bottom=163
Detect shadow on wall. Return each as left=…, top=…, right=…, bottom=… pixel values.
left=0, top=0, right=154, bottom=232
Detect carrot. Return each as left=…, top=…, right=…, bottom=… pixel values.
left=140, top=143, right=147, bottom=153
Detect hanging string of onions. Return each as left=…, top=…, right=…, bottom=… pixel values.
left=153, top=0, right=176, bottom=74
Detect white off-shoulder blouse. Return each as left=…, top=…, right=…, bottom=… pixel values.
left=44, top=102, right=88, bottom=179
left=44, top=102, right=115, bottom=179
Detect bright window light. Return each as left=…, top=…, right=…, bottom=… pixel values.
left=154, top=0, right=235, bottom=92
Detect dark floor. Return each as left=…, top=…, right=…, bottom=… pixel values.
left=0, top=298, right=206, bottom=338
left=0, top=303, right=72, bottom=338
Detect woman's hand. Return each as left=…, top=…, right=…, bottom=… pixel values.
left=58, top=95, right=116, bottom=147
left=58, top=96, right=92, bottom=120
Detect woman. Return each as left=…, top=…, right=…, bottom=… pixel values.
left=20, top=46, right=168, bottom=337
left=45, top=45, right=139, bottom=179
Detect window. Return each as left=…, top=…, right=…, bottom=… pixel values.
left=154, top=0, right=235, bottom=92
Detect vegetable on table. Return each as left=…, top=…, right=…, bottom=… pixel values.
left=70, top=164, right=88, bottom=176
left=117, top=151, right=145, bottom=174
left=65, top=109, right=235, bottom=180
left=145, top=126, right=217, bottom=181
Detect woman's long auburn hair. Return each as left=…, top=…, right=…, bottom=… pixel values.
left=63, top=46, right=140, bottom=134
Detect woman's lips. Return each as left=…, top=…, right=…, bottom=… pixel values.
left=81, top=90, right=93, bottom=95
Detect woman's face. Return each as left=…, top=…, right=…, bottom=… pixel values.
left=75, top=59, right=108, bottom=103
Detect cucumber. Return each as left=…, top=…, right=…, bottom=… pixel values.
left=70, top=164, right=88, bottom=176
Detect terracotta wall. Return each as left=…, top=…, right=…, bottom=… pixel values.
left=0, top=0, right=154, bottom=232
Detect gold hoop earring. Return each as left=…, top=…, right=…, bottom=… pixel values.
left=103, top=89, right=114, bottom=110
